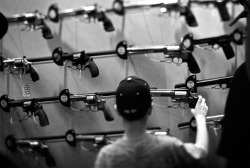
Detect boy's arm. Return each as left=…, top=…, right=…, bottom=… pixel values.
left=191, top=96, right=209, bottom=152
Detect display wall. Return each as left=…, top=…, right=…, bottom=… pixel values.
left=0, top=0, right=246, bottom=168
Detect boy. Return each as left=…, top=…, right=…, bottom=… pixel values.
left=95, top=76, right=208, bottom=168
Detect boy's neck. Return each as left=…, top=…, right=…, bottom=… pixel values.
left=123, top=117, right=147, bottom=142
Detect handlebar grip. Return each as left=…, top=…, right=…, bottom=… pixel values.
left=99, top=12, right=115, bottom=32
left=42, top=23, right=53, bottom=39
left=98, top=101, right=114, bottom=121
left=36, top=106, right=50, bottom=127
left=221, top=43, right=235, bottom=59
left=216, top=2, right=230, bottom=21
left=86, top=58, right=99, bottom=78
left=189, top=96, right=198, bottom=109
left=182, top=7, right=198, bottom=27
left=185, top=53, right=201, bottom=74
left=27, top=64, right=40, bottom=82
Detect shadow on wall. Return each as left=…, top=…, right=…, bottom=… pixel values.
left=109, top=16, right=126, bottom=47
left=46, top=23, right=74, bottom=54
left=174, top=21, right=191, bottom=43
left=222, top=19, right=246, bottom=76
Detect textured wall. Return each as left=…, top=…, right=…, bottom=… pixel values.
left=0, top=0, right=246, bottom=168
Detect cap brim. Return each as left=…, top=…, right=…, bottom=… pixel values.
left=0, top=12, right=8, bottom=39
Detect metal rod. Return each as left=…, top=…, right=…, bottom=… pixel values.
left=206, top=114, right=224, bottom=120
left=9, top=96, right=59, bottom=107
left=95, top=91, right=117, bottom=97
left=196, top=76, right=233, bottom=87
left=150, top=89, right=188, bottom=98
left=26, top=56, right=52, bottom=62
left=19, top=135, right=65, bottom=141
left=193, top=35, right=231, bottom=45
left=76, top=127, right=162, bottom=136
left=71, top=89, right=189, bottom=101
left=58, top=5, right=96, bottom=19
left=3, top=49, right=117, bottom=66
left=7, top=89, right=191, bottom=109
left=87, top=50, right=117, bottom=57
left=90, top=54, right=117, bottom=59
left=15, top=140, right=40, bottom=147
left=75, top=135, right=101, bottom=141
left=2, top=44, right=181, bottom=67
left=190, top=0, right=238, bottom=3
left=178, top=114, right=224, bottom=129
left=71, top=89, right=190, bottom=102
left=175, top=76, right=233, bottom=89
left=121, top=0, right=178, bottom=10
left=14, top=127, right=162, bottom=142
left=31, top=61, right=54, bottom=65
left=71, top=91, right=116, bottom=101
left=7, top=13, right=35, bottom=23
left=127, top=45, right=180, bottom=55
left=128, top=46, right=166, bottom=54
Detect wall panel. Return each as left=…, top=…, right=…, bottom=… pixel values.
left=0, top=0, right=246, bottom=168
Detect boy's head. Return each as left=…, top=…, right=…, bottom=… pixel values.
left=116, top=76, right=152, bottom=121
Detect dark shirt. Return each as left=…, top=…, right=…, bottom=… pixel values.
left=217, top=62, right=250, bottom=168
left=0, top=153, right=19, bottom=168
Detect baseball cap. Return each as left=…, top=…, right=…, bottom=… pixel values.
left=116, top=76, right=152, bottom=121
left=0, top=12, right=8, bottom=39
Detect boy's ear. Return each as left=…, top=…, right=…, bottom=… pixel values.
left=114, top=104, right=121, bottom=116
left=145, top=104, right=152, bottom=116
left=147, top=102, right=154, bottom=116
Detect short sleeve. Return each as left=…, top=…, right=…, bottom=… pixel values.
left=173, top=140, right=208, bottom=168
